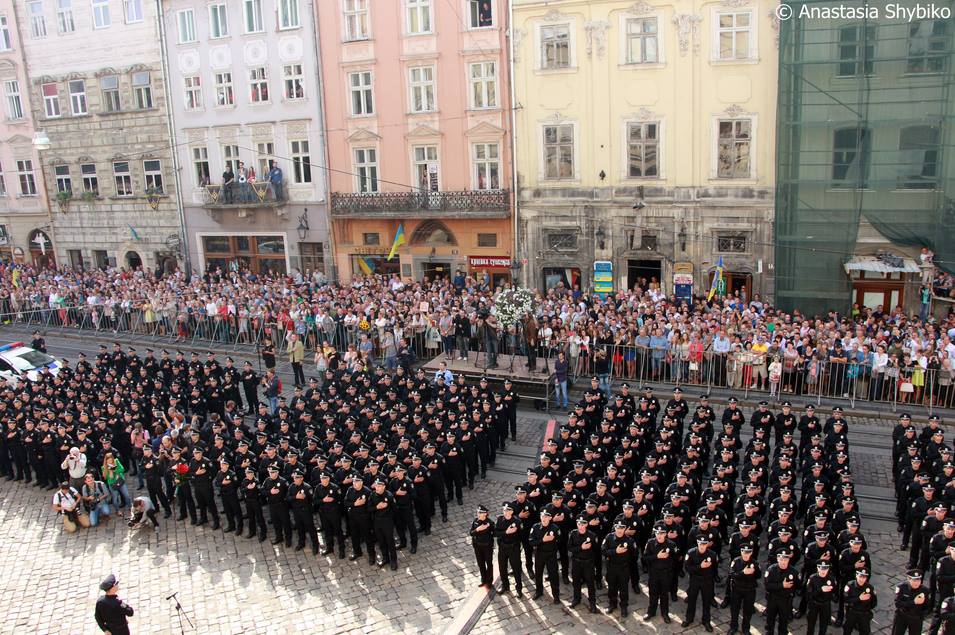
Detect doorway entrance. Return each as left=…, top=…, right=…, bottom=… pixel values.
left=628, top=259, right=662, bottom=293
left=422, top=261, right=452, bottom=281
left=125, top=251, right=143, bottom=271
left=708, top=271, right=753, bottom=302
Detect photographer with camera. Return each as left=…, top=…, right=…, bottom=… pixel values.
left=81, top=472, right=113, bottom=527
left=128, top=496, right=159, bottom=531
left=52, top=481, right=90, bottom=532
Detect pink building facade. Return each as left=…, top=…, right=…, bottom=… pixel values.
left=317, top=0, right=514, bottom=285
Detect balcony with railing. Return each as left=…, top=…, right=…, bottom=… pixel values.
left=200, top=182, right=287, bottom=209
left=330, top=189, right=510, bottom=218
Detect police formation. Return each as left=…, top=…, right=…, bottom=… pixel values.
left=1, top=342, right=522, bottom=572
left=470, top=383, right=935, bottom=634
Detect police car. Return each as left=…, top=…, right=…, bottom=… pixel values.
left=0, top=342, right=60, bottom=383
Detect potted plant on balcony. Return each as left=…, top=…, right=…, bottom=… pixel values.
left=80, top=189, right=97, bottom=202
left=145, top=186, right=163, bottom=211
left=55, top=190, right=72, bottom=213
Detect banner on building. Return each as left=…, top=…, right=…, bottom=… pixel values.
left=593, top=260, right=613, bottom=296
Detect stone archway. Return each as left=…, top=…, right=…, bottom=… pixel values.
left=125, top=251, right=143, bottom=271
left=27, top=229, right=55, bottom=269
left=410, top=220, right=458, bottom=246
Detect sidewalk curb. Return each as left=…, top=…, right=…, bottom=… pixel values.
left=442, top=581, right=497, bottom=635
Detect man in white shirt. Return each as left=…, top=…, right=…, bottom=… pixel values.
left=52, top=482, right=89, bottom=532
left=60, top=447, right=88, bottom=490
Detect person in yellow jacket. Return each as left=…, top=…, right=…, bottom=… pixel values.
left=287, top=333, right=306, bottom=387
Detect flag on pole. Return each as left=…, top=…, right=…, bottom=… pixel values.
left=128, top=224, right=141, bottom=242
left=357, top=256, right=375, bottom=275
left=707, top=256, right=724, bottom=301
left=387, top=224, right=406, bottom=261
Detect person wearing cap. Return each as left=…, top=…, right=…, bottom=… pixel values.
left=530, top=508, right=561, bottom=603
left=843, top=568, right=877, bottom=634
left=903, top=482, right=937, bottom=553
left=682, top=535, right=716, bottom=631
left=240, top=466, right=268, bottom=542
left=189, top=447, right=220, bottom=529
left=314, top=471, right=346, bottom=558
left=263, top=464, right=292, bottom=547
left=495, top=503, right=523, bottom=596
left=388, top=464, right=418, bottom=554
left=601, top=520, right=636, bottom=617
left=287, top=470, right=319, bottom=554
left=764, top=551, right=801, bottom=635
left=370, top=477, right=399, bottom=570
left=643, top=525, right=676, bottom=623
left=214, top=458, right=243, bottom=535
left=94, top=574, right=134, bottom=635
left=470, top=505, right=495, bottom=588
left=893, top=569, right=931, bottom=635
left=726, top=544, right=760, bottom=635
left=804, top=560, right=836, bottom=635
left=168, top=447, right=198, bottom=524
left=566, top=515, right=597, bottom=612
left=139, top=446, right=172, bottom=519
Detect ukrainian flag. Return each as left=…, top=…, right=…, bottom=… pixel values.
left=357, top=256, right=375, bottom=275
left=707, top=256, right=724, bottom=301
left=387, top=224, right=406, bottom=261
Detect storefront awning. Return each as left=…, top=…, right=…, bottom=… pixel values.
left=843, top=255, right=921, bottom=274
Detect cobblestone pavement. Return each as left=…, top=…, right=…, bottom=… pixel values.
left=0, top=469, right=516, bottom=634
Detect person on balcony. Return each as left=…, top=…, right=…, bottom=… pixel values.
left=221, top=164, right=235, bottom=204
left=268, top=160, right=284, bottom=201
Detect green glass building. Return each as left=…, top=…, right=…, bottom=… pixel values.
left=775, top=1, right=955, bottom=316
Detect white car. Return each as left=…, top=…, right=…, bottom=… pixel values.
left=0, top=342, right=60, bottom=383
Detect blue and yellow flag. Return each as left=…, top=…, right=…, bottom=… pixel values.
left=128, top=224, right=141, bottom=242
left=707, top=256, right=724, bottom=301
left=357, top=256, right=375, bottom=275
left=11, top=267, right=20, bottom=288
left=387, top=224, right=406, bottom=261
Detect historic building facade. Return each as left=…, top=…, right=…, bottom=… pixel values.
left=512, top=0, right=777, bottom=299
left=0, top=0, right=51, bottom=267
left=163, top=0, right=330, bottom=277
left=316, top=0, right=514, bottom=284
left=18, top=0, right=182, bottom=272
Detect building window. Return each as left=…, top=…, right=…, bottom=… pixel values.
left=249, top=67, right=269, bottom=103
left=192, top=147, right=210, bottom=186
left=144, top=159, right=162, bottom=193
left=256, top=141, right=273, bottom=176
left=354, top=147, right=378, bottom=193
left=214, top=72, right=234, bottom=106
left=278, top=0, right=298, bottom=29
left=406, top=0, right=431, bottom=35
left=290, top=139, right=311, bottom=183
left=362, top=232, right=380, bottom=245
left=42, top=83, right=61, bottom=118
left=832, top=126, right=871, bottom=187
left=68, top=79, right=87, bottom=115
left=348, top=71, right=373, bottom=115
left=184, top=76, right=202, bottom=110
left=244, top=0, right=263, bottom=33
left=124, top=0, right=142, bottom=23
left=472, top=142, right=499, bottom=190
left=283, top=64, right=304, bottom=100
left=716, top=10, right=752, bottom=60
left=543, top=124, right=574, bottom=179
left=113, top=161, right=132, bottom=196
left=477, top=233, right=497, bottom=247
left=716, top=233, right=747, bottom=253
left=16, top=160, right=36, bottom=196
left=222, top=144, right=240, bottom=174
left=468, top=0, right=492, bottom=28
left=81, top=163, right=98, bottom=194
left=54, top=165, right=72, bottom=193
left=56, top=0, right=75, bottom=33
left=540, top=25, right=570, bottom=69
left=28, top=2, right=46, bottom=38
left=469, top=61, right=496, bottom=109
left=177, top=9, right=196, bottom=44
left=100, top=75, right=121, bottom=112
left=716, top=119, right=752, bottom=179
left=546, top=232, right=577, bottom=251
left=626, top=17, right=658, bottom=64
left=413, top=145, right=439, bottom=190
left=344, top=0, right=368, bottom=41
left=92, top=0, right=110, bottom=29
left=132, top=71, right=152, bottom=108
left=409, top=66, right=435, bottom=113
left=0, top=163, right=6, bottom=196
left=627, top=121, right=659, bottom=178
left=838, top=25, right=875, bottom=76
left=898, top=125, right=939, bottom=190
left=0, top=15, right=10, bottom=49
left=907, top=20, right=947, bottom=73
left=209, top=3, right=228, bottom=38
left=4, top=81, right=22, bottom=120
left=638, top=232, right=658, bottom=251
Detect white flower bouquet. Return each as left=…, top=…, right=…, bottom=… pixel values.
left=493, top=287, right=537, bottom=327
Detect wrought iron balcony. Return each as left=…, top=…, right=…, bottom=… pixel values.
left=200, top=183, right=287, bottom=209
left=330, top=189, right=509, bottom=218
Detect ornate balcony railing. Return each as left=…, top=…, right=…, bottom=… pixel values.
left=330, top=189, right=509, bottom=217
left=201, top=182, right=287, bottom=208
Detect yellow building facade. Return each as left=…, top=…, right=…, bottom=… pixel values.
left=512, top=0, right=778, bottom=300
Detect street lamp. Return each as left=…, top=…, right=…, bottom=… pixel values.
left=296, top=209, right=309, bottom=240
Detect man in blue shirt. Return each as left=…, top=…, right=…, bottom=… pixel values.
left=268, top=160, right=284, bottom=201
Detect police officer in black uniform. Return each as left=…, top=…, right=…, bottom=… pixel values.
left=370, top=477, right=398, bottom=570
left=682, top=535, right=717, bottom=631
left=893, top=569, right=931, bottom=635
left=241, top=466, right=268, bottom=541
left=602, top=520, right=636, bottom=617
left=215, top=457, right=243, bottom=534
left=263, top=464, right=292, bottom=547
left=843, top=569, right=877, bottom=635
left=764, top=551, right=801, bottom=635
left=568, top=515, right=598, bottom=612
left=288, top=469, right=319, bottom=553
left=315, top=471, right=346, bottom=558
left=345, top=474, right=374, bottom=563
left=189, top=446, right=220, bottom=529
left=530, top=508, right=561, bottom=603
left=643, top=524, right=676, bottom=623
left=495, top=502, right=523, bottom=596
left=805, top=561, right=837, bottom=635
left=470, top=504, right=494, bottom=587
left=727, top=544, right=760, bottom=635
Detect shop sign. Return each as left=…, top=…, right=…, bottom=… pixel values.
left=354, top=246, right=389, bottom=255
left=468, top=256, right=511, bottom=268
left=593, top=260, right=613, bottom=296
